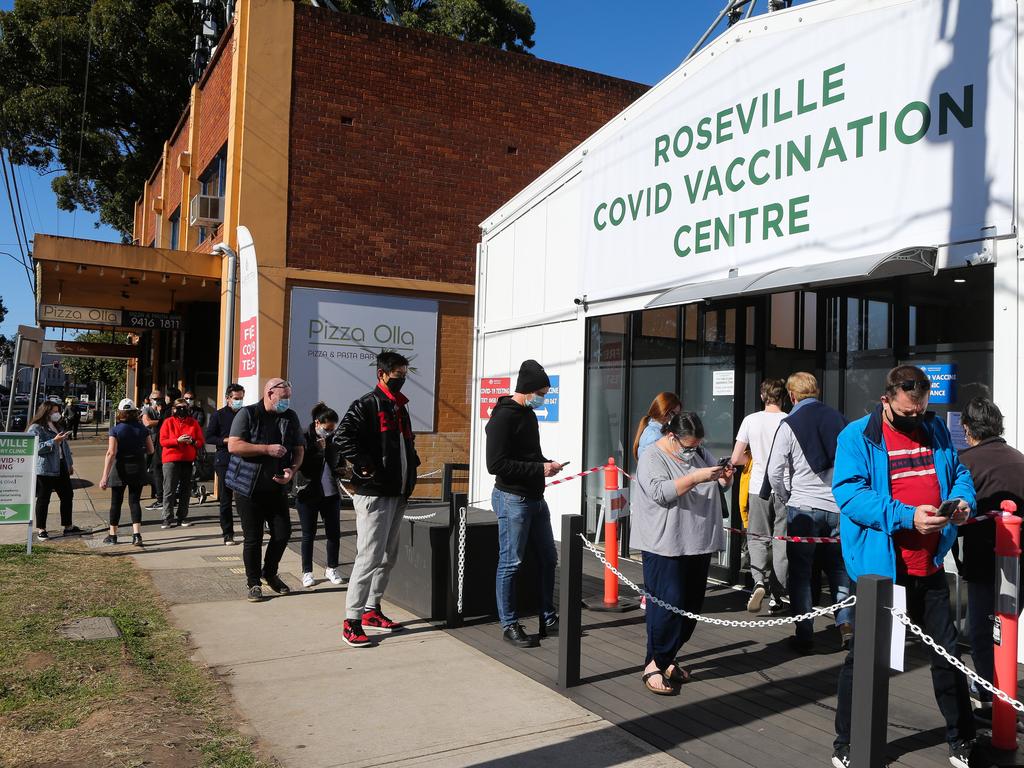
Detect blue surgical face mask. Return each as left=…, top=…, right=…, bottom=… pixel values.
left=229, top=398, right=243, bottom=411
left=274, top=398, right=291, bottom=413
left=526, top=394, right=545, bottom=409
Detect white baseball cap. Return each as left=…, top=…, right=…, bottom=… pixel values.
left=117, top=398, right=137, bottom=411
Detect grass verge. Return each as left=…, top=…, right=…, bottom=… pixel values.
left=0, top=542, right=276, bottom=768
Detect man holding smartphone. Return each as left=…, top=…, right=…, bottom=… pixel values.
left=830, top=365, right=976, bottom=768
left=228, top=378, right=305, bottom=602
left=485, top=359, right=563, bottom=649
left=336, top=352, right=420, bottom=647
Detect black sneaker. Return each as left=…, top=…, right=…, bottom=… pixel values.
left=160, top=519, right=175, bottom=529
left=36, top=530, right=49, bottom=541
left=262, top=573, right=291, bottom=594
left=247, top=585, right=265, bottom=602
left=747, top=583, right=766, bottom=613
left=146, top=501, right=163, bottom=510
left=102, top=534, right=117, bottom=545
left=830, top=745, right=850, bottom=768
left=948, top=740, right=974, bottom=768
left=789, top=636, right=815, bottom=655
left=539, top=615, right=559, bottom=638
left=62, top=526, right=85, bottom=536
left=768, top=597, right=787, bottom=615
left=502, top=622, right=537, bottom=648
left=131, top=534, right=143, bottom=547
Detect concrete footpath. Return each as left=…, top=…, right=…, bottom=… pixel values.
left=1, top=433, right=681, bottom=768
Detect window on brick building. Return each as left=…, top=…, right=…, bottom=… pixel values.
left=169, top=207, right=180, bottom=250
left=197, top=145, right=227, bottom=244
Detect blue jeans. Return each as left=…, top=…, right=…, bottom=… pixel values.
left=786, top=505, right=852, bottom=642
left=493, top=489, right=557, bottom=628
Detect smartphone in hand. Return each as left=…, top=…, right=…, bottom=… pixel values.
left=936, top=499, right=960, bottom=518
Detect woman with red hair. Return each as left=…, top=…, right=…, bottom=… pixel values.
left=633, top=392, right=682, bottom=460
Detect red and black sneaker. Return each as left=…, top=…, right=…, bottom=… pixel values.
left=342, top=619, right=373, bottom=648
left=361, top=607, right=402, bottom=634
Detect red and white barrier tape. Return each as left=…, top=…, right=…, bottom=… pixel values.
left=545, top=464, right=608, bottom=488
left=728, top=527, right=839, bottom=544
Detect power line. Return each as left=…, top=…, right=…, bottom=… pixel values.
left=9, top=156, right=33, bottom=256
left=71, top=6, right=94, bottom=239
left=0, top=153, right=34, bottom=295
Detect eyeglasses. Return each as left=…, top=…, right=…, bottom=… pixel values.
left=268, top=381, right=292, bottom=391
left=898, top=379, right=930, bottom=393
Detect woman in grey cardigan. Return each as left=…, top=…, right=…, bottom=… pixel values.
left=26, top=401, right=81, bottom=540
left=634, top=411, right=734, bottom=695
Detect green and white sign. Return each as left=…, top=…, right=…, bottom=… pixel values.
left=580, top=0, right=1015, bottom=301
left=0, top=433, right=37, bottom=525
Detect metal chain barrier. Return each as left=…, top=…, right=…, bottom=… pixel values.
left=457, top=505, right=467, bottom=614
left=581, top=534, right=855, bottom=628
left=889, top=608, right=1024, bottom=714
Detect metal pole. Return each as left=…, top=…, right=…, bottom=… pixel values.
left=212, top=243, right=237, bottom=389
left=5, top=332, right=22, bottom=430
left=558, top=514, right=584, bottom=688
left=685, top=0, right=745, bottom=61
left=446, top=491, right=467, bottom=628
left=27, top=365, right=39, bottom=420
left=850, top=575, right=893, bottom=768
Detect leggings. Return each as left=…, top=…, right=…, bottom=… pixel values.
left=110, top=484, right=144, bottom=526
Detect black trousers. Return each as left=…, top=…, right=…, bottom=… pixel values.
left=835, top=571, right=975, bottom=749
left=297, top=493, right=341, bottom=573
left=236, top=490, right=291, bottom=588
left=110, top=484, right=143, bottom=526
left=642, top=551, right=712, bottom=670
left=162, top=461, right=193, bottom=522
left=36, top=465, right=73, bottom=530
left=150, top=446, right=163, bottom=499
left=214, top=465, right=235, bottom=539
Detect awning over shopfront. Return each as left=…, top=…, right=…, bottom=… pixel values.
left=645, top=247, right=938, bottom=308
left=33, top=235, right=223, bottom=330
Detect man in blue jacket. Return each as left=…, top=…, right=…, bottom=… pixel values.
left=830, top=365, right=976, bottom=768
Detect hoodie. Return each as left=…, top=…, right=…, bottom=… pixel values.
left=485, top=395, right=550, bottom=500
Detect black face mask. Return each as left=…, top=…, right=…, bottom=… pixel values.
left=173, top=408, right=188, bottom=418
left=888, top=406, right=922, bottom=433
left=386, top=377, right=406, bottom=394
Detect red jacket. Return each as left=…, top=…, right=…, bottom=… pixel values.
left=160, top=416, right=205, bottom=463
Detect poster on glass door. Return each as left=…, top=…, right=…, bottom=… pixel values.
left=287, top=288, right=438, bottom=432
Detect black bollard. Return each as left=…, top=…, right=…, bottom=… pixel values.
left=850, top=575, right=892, bottom=768
left=558, top=514, right=585, bottom=688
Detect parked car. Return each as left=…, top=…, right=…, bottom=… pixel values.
left=75, top=402, right=94, bottom=424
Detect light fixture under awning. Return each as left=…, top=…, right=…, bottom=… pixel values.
left=645, top=247, right=938, bottom=308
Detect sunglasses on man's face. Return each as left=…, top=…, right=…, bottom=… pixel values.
left=269, top=381, right=292, bottom=391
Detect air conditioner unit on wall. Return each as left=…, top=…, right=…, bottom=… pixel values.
left=189, top=194, right=223, bottom=228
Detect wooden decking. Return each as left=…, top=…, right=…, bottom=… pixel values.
left=447, top=550, right=984, bottom=768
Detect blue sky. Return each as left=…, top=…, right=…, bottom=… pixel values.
left=0, top=0, right=812, bottom=338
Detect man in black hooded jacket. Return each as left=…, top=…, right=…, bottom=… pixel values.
left=486, top=359, right=565, bottom=648
left=336, top=351, right=419, bottom=647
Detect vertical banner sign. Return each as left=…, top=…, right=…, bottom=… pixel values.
left=921, top=363, right=957, bottom=404
left=286, top=287, right=439, bottom=432
left=534, top=374, right=560, bottom=423
left=237, top=226, right=260, bottom=404
left=0, top=433, right=38, bottom=553
left=479, top=377, right=511, bottom=419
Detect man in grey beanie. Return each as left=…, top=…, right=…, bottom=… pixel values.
left=485, top=359, right=565, bottom=648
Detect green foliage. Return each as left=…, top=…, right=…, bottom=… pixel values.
left=57, top=330, right=128, bottom=403
left=0, top=0, right=198, bottom=236
left=0, top=297, right=11, bottom=362
left=332, top=0, right=535, bottom=53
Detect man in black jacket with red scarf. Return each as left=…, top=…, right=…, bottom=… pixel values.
left=336, top=351, right=420, bottom=648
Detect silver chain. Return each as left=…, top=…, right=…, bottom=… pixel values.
left=457, top=505, right=467, bottom=614
left=580, top=534, right=856, bottom=628
left=403, top=511, right=437, bottom=521
left=889, top=608, right=1024, bottom=714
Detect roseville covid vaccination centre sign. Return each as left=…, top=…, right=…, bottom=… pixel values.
left=468, top=0, right=1024, bottom=581
left=0, top=433, right=38, bottom=553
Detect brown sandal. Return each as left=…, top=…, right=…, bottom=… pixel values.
left=665, top=664, right=691, bottom=684
left=642, top=670, right=677, bottom=696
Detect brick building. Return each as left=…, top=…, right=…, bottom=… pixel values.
left=34, top=0, right=647, bottom=493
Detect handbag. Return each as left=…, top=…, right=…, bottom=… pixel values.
left=116, top=453, right=148, bottom=485
left=225, top=454, right=260, bottom=497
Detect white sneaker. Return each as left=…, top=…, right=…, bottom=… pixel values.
left=325, top=567, right=347, bottom=585
left=301, top=572, right=315, bottom=588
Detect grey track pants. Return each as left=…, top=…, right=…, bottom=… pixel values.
left=345, top=494, right=407, bottom=621
left=747, top=493, right=788, bottom=598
